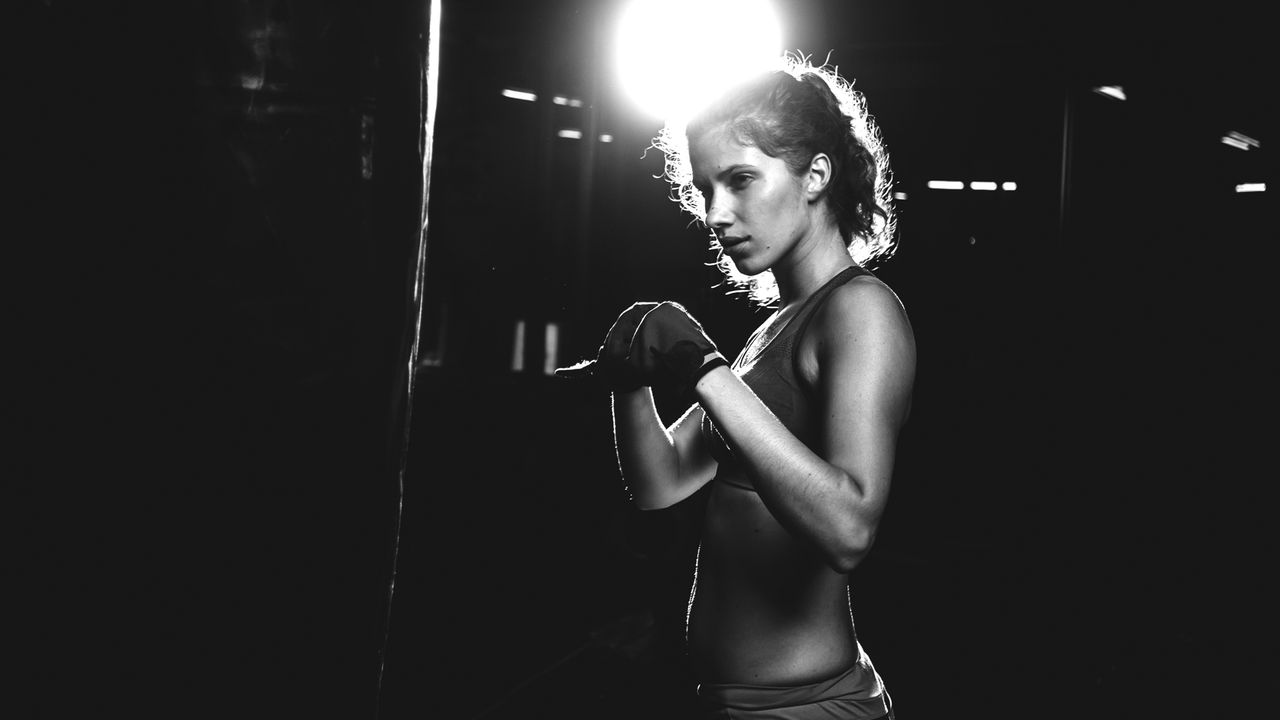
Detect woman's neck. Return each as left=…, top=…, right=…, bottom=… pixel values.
left=772, top=225, right=855, bottom=308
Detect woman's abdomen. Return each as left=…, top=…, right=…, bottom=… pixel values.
left=688, top=478, right=859, bottom=685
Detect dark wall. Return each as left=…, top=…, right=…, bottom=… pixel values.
left=19, top=1, right=426, bottom=715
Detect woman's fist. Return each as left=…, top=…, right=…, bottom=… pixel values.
left=627, top=302, right=727, bottom=391
left=555, top=302, right=658, bottom=392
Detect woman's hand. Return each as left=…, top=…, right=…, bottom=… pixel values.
left=555, top=301, right=658, bottom=392
left=626, top=302, right=728, bottom=393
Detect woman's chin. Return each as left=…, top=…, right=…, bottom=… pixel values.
left=729, top=257, right=769, bottom=277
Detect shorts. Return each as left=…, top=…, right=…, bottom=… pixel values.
left=696, top=659, right=893, bottom=719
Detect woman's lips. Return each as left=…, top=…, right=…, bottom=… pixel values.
left=719, top=235, right=748, bottom=249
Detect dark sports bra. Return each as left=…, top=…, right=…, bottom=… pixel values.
left=701, top=265, right=871, bottom=491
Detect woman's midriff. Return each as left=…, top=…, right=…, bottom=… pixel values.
left=688, top=475, right=860, bottom=685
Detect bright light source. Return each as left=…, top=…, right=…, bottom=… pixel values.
left=970, top=181, right=997, bottom=191
left=552, top=95, right=569, bottom=105
left=892, top=191, right=908, bottom=201
left=1235, top=182, right=1266, bottom=193
left=502, top=88, right=537, bottom=102
left=1092, top=85, right=1126, bottom=101
left=616, top=0, right=782, bottom=123
left=557, top=129, right=583, bottom=139
left=1001, top=181, right=1017, bottom=191
left=599, top=134, right=614, bottom=143
left=568, top=98, right=584, bottom=108
left=927, top=180, right=965, bottom=190
left=1221, top=136, right=1250, bottom=150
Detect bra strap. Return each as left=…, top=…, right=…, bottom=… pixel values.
left=788, top=265, right=870, bottom=383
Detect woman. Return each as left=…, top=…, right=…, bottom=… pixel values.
left=564, top=56, right=914, bottom=719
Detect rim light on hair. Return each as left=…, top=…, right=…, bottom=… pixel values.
left=652, top=53, right=898, bottom=306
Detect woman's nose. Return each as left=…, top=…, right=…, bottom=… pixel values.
left=705, top=195, right=732, bottom=228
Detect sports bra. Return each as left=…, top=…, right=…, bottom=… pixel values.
left=701, top=265, right=871, bottom=491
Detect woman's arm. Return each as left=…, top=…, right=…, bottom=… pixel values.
left=613, top=389, right=718, bottom=510
left=560, top=301, right=716, bottom=510
left=694, top=279, right=916, bottom=572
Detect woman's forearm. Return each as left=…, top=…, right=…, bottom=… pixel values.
left=612, top=387, right=715, bottom=509
left=611, top=388, right=680, bottom=509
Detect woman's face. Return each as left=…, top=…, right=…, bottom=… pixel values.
left=688, top=126, right=814, bottom=277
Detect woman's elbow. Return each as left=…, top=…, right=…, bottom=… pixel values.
left=824, top=474, right=883, bottom=572
left=827, top=524, right=876, bottom=574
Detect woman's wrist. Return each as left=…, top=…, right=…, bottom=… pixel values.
left=692, top=352, right=730, bottom=394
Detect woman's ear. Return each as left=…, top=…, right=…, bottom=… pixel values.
left=805, top=153, right=832, bottom=200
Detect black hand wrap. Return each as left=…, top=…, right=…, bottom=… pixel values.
left=629, top=302, right=727, bottom=395
left=650, top=340, right=728, bottom=389
left=554, top=301, right=659, bottom=393
left=555, top=301, right=727, bottom=397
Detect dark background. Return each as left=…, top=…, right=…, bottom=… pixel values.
left=15, top=1, right=1272, bottom=718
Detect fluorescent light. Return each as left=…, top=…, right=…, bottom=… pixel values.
left=1221, top=136, right=1250, bottom=150
left=970, top=181, right=997, bottom=191
left=543, top=323, right=560, bottom=376
left=1092, top=85, right=1126, bottom=101
left=892, top=191, right=908, bottom=201
left=557, top=129, right=583, bottom=139
left=1235, top=182, right=1265, bottom=193
left=927, top=180, right=965, bottom=190
left=511, top=320, right=526, bottom=372
left=1226, top=131, right=1260, bottom=149
left=502, top=88, right=537, bottom=102
left=1001, top=181, right=1017, bottom=191
left=567, top=98, right=584, bottom=108
left=599, top=134, right=614, bottom=143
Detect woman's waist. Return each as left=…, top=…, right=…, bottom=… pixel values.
left=688, top=577, right=858, bottom=685
left=695, top=649, right=889, bottom=718
left=688, top=606, right=859, bottom=686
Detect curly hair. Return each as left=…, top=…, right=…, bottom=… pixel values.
left=651, top=53, right=897, bottom=306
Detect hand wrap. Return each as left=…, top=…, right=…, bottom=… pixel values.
left=554, top=301, right=658, bottom=392
left=627, top=302, right=728, bottom=393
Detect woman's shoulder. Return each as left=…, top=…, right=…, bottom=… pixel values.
left=795, top=271, right=916, bottom=390
left=813, top=273, right=912, bottom=337
left=799, top=272, right=915, bottom=368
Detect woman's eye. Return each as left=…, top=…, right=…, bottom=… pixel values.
left=730, top=174, right=752, bottom=189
